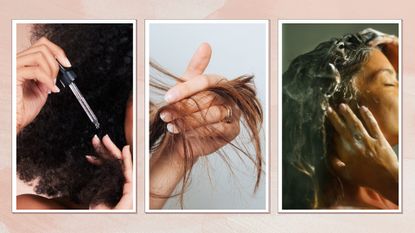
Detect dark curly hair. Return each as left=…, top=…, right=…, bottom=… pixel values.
left=282, top=29, right=385, bottom=209
left=17, top=24, right=133, bottom=208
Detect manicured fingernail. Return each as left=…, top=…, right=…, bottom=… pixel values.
left=103, top=134, right=110, bottom=141
left=340, top=103, right=346, bottom=111
left=53, top=85, right=60, bottom=93
left=62, top=57, right=72, bottom=67
left=167, top=123, right=179, bottom=134
left=85, top=155, right=97, bottom=160
left=93, top=135, right=100, bottom=144
left=159, top=111, right=171, bottom=122
left=327, top=106, right=333, bottom=113
left=165, top=90, right=178, bottom=103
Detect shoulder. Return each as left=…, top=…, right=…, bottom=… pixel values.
left=16, top=194, right=66, bottom=210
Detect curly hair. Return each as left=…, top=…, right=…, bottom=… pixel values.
left=282, top=30, right=384, bottom=209
left=17, top=24, right=133, bottom=208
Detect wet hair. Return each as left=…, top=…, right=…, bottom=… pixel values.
left=17, top=24, right=133, bottom=208
left=149, top=61, right=263, bottom=208
left=282, top=30, right=384, bottom=209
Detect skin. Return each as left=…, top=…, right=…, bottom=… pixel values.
left=327, top=42, right=399, bottom=206
left=16, top=37, right=133, bottom=210
left=16, top=37, right=70, bottom=134
left=149, top=43, right=241, bottom=209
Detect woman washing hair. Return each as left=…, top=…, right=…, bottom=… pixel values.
left=282, top=28, right=399, bottom=209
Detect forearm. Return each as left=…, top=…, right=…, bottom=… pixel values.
left=149, top=150, right=192, bottom=209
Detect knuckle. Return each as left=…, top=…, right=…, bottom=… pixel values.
left=34, top=51, right=43, bottom=60
left=39, top=36, right=48, bottom=43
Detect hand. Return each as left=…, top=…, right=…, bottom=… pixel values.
left=16, top=37, right=71, bottom=133
left=363, top=28, right=399, bottom=73
left=326, top=103, right=398, bottom=204
left=86, top=135, right=133, bottom=210
left=159, top=43, right=241, bottom=159
left=149, top=43, right=242, bottom=209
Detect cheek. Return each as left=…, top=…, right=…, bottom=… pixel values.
left=124, top=104, right=133, bottom=146
left=360, top=89, right=399, bottom=142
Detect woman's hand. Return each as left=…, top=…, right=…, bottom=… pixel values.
left=326, top=103, right=398, bottom=204
left=362, top=28, right=399, bottom=73
left=160, top=43, right=241, bottom=158
left=149, top=43, right=242, bottom=209
left=86, top=135, right=133, bottom=210
left=16, top=37, right=71, bottom=133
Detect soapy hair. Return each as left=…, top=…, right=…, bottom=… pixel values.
left=282, top=29, right=385, bottom=209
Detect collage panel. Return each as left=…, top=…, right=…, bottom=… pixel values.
left=278, top=20, right=401, bottom=212
left=145, top=20, right=269, bottom=212
left=12, top=20, right=137, bottom=212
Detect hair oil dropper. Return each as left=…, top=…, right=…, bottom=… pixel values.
left=58, top=64, right=100, bottom=129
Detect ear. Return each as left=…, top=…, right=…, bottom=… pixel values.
left=182, top=43, right=212, bottom=80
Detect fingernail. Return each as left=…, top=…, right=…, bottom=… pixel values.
left=85, top=155, right=97, bottom=160
left=336, top=160, right=346, bottom=167
left=361, top=106, right=368, bottom=112
left=62, top=57, right=72, bottom=67
left=53, top=78, right=57, bottom=85
left=53, top=85, right=60, bottom=93
left=165, top=90, right=178, bottom=103
left=340, top=103, right=346, bottom=111
left=327, top=106, right=333, bottom=113
left=48, top=91, right=51, bottom=95
left=159, top=111, right=171, bottom=122
left=167, top=123, right=179, bottom=134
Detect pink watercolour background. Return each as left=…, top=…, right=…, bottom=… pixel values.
left=1, top=0, right=414, bottom=232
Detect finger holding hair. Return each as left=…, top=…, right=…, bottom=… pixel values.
left=121, top=145, right=133, bottom=184
left=102, top=134, right=122, bottom=159
left=164, top=74, right=226, bottom=103
left=326, top=106, right=348, bottom=136
left=160, top=91, right=224, bottom=122
left=359, top=106, right=383, bottom=139
left=173, top=104, right=237, bottom=131
left=338, top=103, right=370, bottom=139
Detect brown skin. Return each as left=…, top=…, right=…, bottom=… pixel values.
left=327, top=48, right=399, bottom=207
left=354, top=49, right=399, bottom=145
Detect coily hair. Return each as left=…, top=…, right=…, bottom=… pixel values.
left=17, top=24, right=132, bottom=207
left=149, top=61, right=263, bottom=207
left=282, top=30, right=384, bottom=209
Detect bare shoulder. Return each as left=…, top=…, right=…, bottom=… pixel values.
left=16, top=194, right=66, bottom=210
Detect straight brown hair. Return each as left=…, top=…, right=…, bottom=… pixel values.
left=149, top=61, right=264, bottom=207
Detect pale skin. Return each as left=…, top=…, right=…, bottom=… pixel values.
left=16, top=37, right=133, bottom=210
left=149, top=43, right=241, bottom=209
left=327, top=36, right=399, bottom=207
